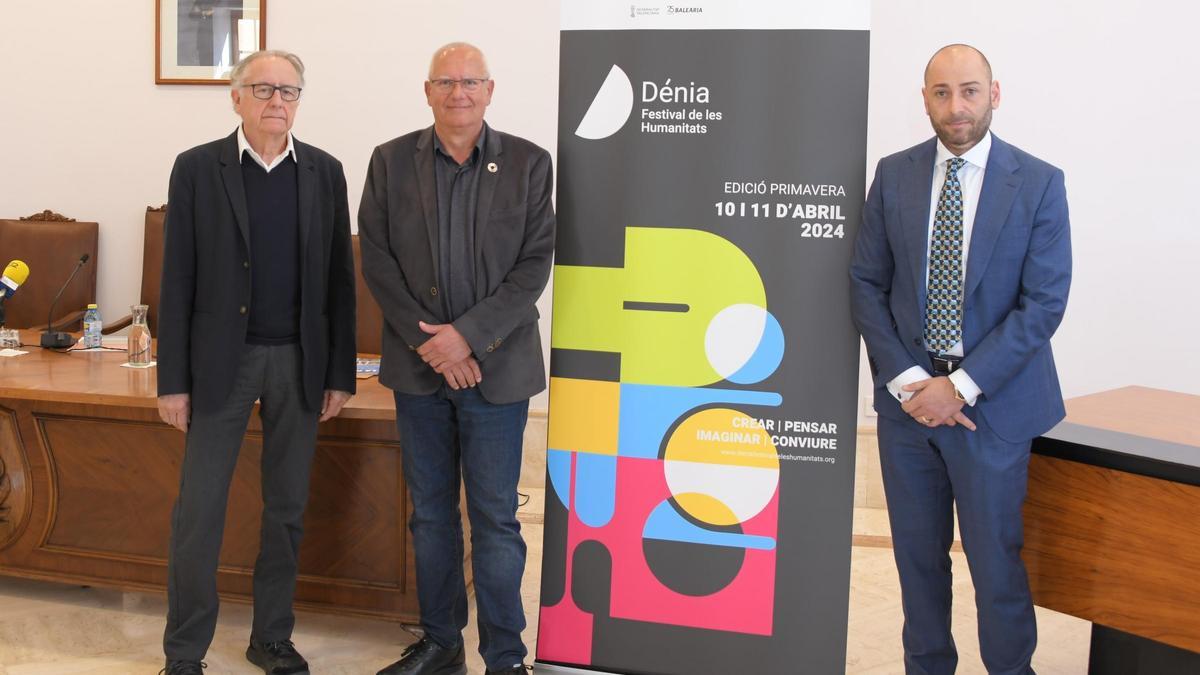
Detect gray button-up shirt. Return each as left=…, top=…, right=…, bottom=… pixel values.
left=432, top=125, right=487, bottom=322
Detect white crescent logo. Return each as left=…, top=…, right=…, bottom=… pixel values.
left=575, top=64, right=634, bottom=140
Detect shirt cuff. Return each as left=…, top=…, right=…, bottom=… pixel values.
left=948, top=369, right=982, bottom=407
left=886, top=366, right=931, bottom=403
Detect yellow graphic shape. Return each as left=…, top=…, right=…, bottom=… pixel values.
left=664, top=408, right=780, bottom=525
left=552, top=227, right=766, bottom=387
left=546, top=377, right=619, bottom=456
left=673, top=492, right=738, bottom=528
left=666, top=408, right=778, bottom=469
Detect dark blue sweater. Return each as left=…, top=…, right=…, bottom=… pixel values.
left=241, top=156, right=300, bottom=345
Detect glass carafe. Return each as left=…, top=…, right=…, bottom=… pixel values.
left=127, top=304, right=153, bottom=366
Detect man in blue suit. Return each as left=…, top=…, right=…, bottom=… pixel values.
left=850, top=44, right=1071, bottom=674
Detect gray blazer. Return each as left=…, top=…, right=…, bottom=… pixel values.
left=358, top=125, right=555, bottom=404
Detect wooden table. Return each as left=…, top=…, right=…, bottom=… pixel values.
left=1024, top=386, right=1200, bottom=673
left=0, top=332, right=420, bottom=620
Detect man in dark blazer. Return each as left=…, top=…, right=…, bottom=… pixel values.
left=156, top=50, right=356, bottom=675
left=358, top=42, right=554, bottom=675
left=850, top=44, right=1071, bottom=674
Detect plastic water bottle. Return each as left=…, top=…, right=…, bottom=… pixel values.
left=82, top=303, right=102, bottom=349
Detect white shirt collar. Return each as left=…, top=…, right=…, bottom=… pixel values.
left=236, top=125, right=297, bottom=172
left=935, top=130, right=992, bottom=170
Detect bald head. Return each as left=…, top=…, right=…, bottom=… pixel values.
left=425, top=41, right=494, bottom=144
left=428, top=42, right=490, bottom=79
left=924, top=44, right=992, bottom=85
left=921, top=43, right=1000, bottom=155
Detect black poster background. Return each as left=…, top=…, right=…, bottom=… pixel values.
left=543, top=28, right=870, bottom=674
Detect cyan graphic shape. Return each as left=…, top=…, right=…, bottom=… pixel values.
left=617, top=383, right=783, bottom=460
left=575, top=452, right=618, bottom=527
left=643, top=500, right=776, bottom=551
left=546, top=448, right=573, bottom=510
left=728, top=311, right=786, bottom=385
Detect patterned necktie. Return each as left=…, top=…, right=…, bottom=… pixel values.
left=924, top=157, right=966, bottom=354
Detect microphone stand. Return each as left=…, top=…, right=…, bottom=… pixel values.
left=40, top=254, right=90, bottom=349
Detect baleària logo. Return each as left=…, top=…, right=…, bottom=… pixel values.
left=574, top=64, right=633, bottom=140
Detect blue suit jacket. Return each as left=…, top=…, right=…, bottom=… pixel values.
left=849, top=134, right=1072, bottom=442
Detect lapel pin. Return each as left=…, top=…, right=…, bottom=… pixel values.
left=487, top=162, right=498, bottom=173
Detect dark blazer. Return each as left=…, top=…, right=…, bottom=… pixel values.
left=358, top=125, right=555, bottom=405
left=158, top=131, right=357, bottom=414
left=849, top=134, right=1072, bottom=442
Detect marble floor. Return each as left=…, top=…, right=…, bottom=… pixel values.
left=0, top=492, right=1090, bottom=674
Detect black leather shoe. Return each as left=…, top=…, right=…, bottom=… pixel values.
left=246, top=638, right=310, bottom=674
left=485, top=665, right=532, bottom=675
left=377, top=637, right=466, bottom=675
left=160, top=661, right=206, bottom=675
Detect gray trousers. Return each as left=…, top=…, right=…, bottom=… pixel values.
left=163, top=343, right=319, bottom=661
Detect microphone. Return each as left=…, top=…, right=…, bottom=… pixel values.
left=1, top=260, right=29, bottom=301
left=0, top=260, right=30, bottom=328
left=40, top=254, right=90, bottom=349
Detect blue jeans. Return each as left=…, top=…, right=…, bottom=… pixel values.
left=393, top=386, right=529, bottom=670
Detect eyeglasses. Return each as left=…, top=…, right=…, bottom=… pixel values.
left=428, top=78, right=489, bottom=93
left=241, top=83, right=302, bottom=102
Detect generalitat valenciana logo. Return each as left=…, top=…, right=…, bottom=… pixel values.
left=575, top=64, right=633, bottom=140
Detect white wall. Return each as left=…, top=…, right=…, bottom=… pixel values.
left=0, top=0, right=560, bottom=407
left=3, top=2, right=1197, bottom=416
left=860, top=1, right=1200, bottom=422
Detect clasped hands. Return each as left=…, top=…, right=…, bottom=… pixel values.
left=417, top=320, right=481, bottom=390
left=901, top=376, right=976, bottom=431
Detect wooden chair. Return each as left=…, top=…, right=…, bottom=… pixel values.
left=97, top=212, right=385, bottom=358
left=0, top=210, right=98, bottom=331
left=105, top=206, right=165, bottom=335
left=352, top=234, right=384, bottom=355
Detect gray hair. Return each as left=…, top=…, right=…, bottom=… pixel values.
left=230, top=49, right=306, bottom=88
left=428, top=42, right=490, bottom=79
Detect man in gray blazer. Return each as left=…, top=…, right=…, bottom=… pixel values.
left=157, top=50, right=356, bottom=675
left=358, top=42, right=554, bottom=675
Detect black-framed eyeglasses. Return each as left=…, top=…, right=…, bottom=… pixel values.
left=429, top=78, right=489, bottom=93
left=241, top=83, right=302, bottom=102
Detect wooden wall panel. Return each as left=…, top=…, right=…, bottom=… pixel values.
left=298, top=438, right=405, bottom=587
left=1024, top=454, right=1200, bottom=653
left=39, top=415, right=182, bottom=560
left=0, top=405, right=32, bottom=550
left=0, top=389, right=422, bottom=621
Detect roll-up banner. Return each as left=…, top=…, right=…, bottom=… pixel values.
left=538, top=3, right=870, bottom=673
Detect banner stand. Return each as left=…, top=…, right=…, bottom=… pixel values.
left=538, top=3, right=870, bottom=673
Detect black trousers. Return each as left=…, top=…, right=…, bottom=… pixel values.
left=163, top=343, right=319, bottom=661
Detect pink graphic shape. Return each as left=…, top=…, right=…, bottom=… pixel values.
left=605, top=455, right=778, bottom=634
left=537, top=451, right=594, bottom=664
left=538, top=452, right=780, bottom=664
left=537, top=598, right=595, bottom=665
